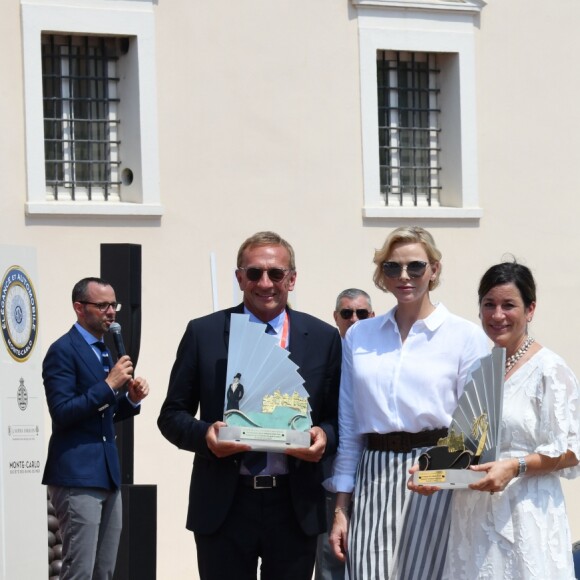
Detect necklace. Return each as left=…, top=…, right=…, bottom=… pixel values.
left=505, top=336, right=535, bottom=375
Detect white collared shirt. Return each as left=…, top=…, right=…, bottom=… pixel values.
left=330, top=303, right=489, bottom=493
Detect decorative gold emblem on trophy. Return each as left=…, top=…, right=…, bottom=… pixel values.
left=436, top=428, right=467, bottom=453
left=472, top=412, right=488, bottom=457
left=262, top=390, right=308, bottom=415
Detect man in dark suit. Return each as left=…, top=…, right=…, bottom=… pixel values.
left=42, top=277, right=150, bottom=580
left=158, top=231, right=341, bottom=580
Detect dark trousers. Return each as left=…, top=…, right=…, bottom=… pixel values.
left=195, top=483, right=317, bottom=580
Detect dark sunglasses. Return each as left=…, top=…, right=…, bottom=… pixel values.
left=339, top=309, right=371, bottom=320
left=382, top=260, right=428, bottom=279
left=238, top=267, right=291, bottom=283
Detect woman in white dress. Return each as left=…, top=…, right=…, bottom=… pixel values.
left=328, top=226, right=489, bottom=579
left=413, top=261, right=580, bottom=579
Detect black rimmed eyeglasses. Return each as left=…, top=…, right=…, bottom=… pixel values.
left=382, top=261, right=429, bottom=279
left=238, top=267, right=292, bottom=283
left=339, top=309, right=371, bottom=320
left=79, top=301, right=122, bottom=312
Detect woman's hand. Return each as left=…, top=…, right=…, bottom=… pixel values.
left=470, top=451, right=579, bottom=493
left=407, top=463, right=441, bottom=495
left=468, top=459, right=518, bottom=493
left=329, top=508, right=349, bottom=562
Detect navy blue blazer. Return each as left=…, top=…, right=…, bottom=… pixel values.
left=158, top=305, right=342, bottom=536
left=42, top=325, right=139, bottom=490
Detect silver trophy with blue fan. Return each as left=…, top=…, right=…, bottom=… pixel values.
left=413, top=347, right=506, bottom=488
left=218, top=314, right=312, bottom=451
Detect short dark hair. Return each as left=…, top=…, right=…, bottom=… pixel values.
left=72, top=277, right=112, bottom=303
left=478, top=261, right=536, bottom=308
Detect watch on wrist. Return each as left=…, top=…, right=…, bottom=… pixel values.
left=517, top=457, right=527, bottom=477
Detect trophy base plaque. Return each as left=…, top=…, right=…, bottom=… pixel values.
left=218, top=426, right=311, bottom=452
left=413, top=469, right=485, bottom=489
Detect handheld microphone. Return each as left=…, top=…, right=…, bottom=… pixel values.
left=108, top=322, right=131, bottom=396
left=108, top=322, right=127, bottom=358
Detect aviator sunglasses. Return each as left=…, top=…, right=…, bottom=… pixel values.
left=339, top=309, right=371, bottom=320
left=382, top=260, right=428, bottom=279
left=238, top=267, right=291, bottom=283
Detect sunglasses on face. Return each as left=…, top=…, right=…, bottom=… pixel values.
left=238, top=267, right=291, bottom=283
left=382, top=260, right=429, bottom=279
left=339, top=309, right=371, bottom=320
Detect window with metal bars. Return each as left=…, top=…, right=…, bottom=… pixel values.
left=377, top=51, right=441, bottom=207
left=42, top=34, right=126, bottom=202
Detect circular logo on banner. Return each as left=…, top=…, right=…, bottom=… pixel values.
left=0, top=266, right=39, bottom=362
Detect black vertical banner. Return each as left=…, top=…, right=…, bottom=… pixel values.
left=100, top=243, right=142, bottom=484
left=101, top=244, right=156, bottom=580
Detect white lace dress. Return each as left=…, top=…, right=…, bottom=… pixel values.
left=443, top=348, right=580, bottom=579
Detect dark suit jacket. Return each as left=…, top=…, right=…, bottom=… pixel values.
left=42, top=325, right=140, bottom=490
left=157, top=305, right=342, bottom=536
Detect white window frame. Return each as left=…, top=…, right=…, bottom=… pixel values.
left=353, top=0, right=484, bottom=219
left=21, top=0, right=163, bottom=217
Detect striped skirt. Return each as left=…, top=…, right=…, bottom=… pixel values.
left=346, top=448, right=452, bottom=580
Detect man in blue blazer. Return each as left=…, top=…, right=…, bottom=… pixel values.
left=158, top=232, right=341, bottom=580
left=42, top=277, right=150, bottom=580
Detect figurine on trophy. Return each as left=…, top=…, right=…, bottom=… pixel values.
left=226, top=373, right=244, bottom=410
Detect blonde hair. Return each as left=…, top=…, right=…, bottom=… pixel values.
left=236, top=231, right=296, bottom=271
left=372, top=226, right=442, bottom=293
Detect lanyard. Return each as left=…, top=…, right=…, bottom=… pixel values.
left=279, top=311, right=289, bottom=349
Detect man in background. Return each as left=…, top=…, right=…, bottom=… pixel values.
left=42, top=277, right=150, bottom=580
left=315, top=288, right=374, bottom=580
left=333, top=288, right=375, bottom=340
left=158, top=231, right=341, bottom=579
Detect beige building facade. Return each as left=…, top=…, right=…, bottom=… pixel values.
left=2, top=0, right=580, bottom=576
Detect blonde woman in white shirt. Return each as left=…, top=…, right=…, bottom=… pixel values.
left=328, top=226, right=488, bottom=579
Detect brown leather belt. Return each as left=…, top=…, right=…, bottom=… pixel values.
left=366, top=428, right=448, bottom=453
